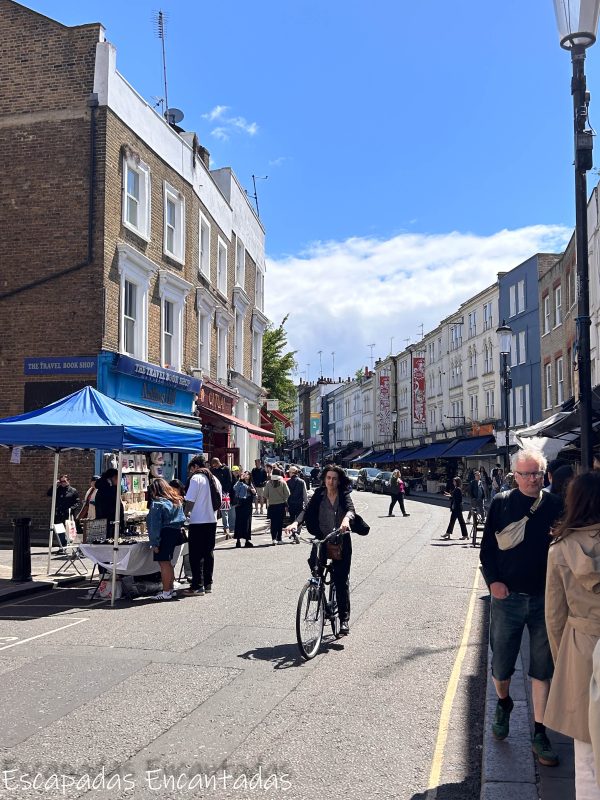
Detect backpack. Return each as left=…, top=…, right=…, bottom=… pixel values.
left=198, top=468, right=222, bottom=512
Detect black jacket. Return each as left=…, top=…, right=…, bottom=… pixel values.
left=212, top=465, right=233, bottom=494
left=47, top=484, right=80, bottom=523
left=94, top=480, right=125, bottom=528
left=302, top=487, right=356, bottom=539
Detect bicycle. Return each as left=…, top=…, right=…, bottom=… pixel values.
left=295, top=528, right=345, bottom=660
left=468, top=502, right=487, bottom=548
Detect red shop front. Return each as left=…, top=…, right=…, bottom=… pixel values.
left=196, top=379, right=239, bottom=466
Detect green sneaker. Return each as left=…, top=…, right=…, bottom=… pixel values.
left=532, top=732, right=559, bottom=767
left=492, top=698, right=514, bottom=740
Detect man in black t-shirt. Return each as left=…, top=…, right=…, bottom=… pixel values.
left=250, top=459, right=267, bottom=515
left=480, top=449, right=563, bottom=768
left=211, top=458, right=234, bottom=537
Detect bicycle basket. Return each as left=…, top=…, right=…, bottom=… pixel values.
left=326, top=541, right=343, bottom=560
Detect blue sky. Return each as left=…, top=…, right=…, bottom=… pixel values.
left=25, top=0, right=598, bottom=376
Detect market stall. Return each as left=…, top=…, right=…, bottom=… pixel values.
left=0, top=386, right=203, bottom=606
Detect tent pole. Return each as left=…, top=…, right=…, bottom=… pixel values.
left=46, top=451, right=60, bottom=575
left=110, top=452, right=123, bottom=607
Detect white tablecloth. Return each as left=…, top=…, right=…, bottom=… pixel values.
left=79, top=543, right=181, bottom=576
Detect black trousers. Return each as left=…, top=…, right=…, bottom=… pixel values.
left=310, top=543, right=351, bottom=622
left=388, top=494, right=407, bottom=515
left=234, top=503, right=252, bottom=540
left=269, top=504, right=286, bottom=541
left=188, top=523, right=217, bottom=589
left=446, top=509, right=468, bottom=537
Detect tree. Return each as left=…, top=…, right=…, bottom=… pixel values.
left=262, top=315, right=297, bottom=418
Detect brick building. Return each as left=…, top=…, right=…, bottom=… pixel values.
left=0, top=0, right=272, bottom=537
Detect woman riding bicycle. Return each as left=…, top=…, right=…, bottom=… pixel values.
left=286, top=465, right=355, bottom=636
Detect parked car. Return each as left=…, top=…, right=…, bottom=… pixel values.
left=372, top=471, right=393, bottom=494
left=356, top=467, right=380, bottom=492
left=345, top=468, right=359, bottom=488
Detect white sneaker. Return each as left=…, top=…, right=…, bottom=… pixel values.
left=154, top=591, right=176, bottom=601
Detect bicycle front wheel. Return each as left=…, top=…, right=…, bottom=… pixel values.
left=328, top=582, right=341, bottom=639
left=296, top=582, right=324, bottom=660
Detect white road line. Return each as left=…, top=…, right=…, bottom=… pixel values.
left=0, top=618, right=89, bottom=651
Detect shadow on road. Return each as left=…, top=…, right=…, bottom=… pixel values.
left=239, top=636, right=345, bottom=670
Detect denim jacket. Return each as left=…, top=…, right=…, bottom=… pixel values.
left=147, top=498, right=185, bottom=547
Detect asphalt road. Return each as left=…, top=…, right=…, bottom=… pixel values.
left=0, top=494, right=488, bottom=800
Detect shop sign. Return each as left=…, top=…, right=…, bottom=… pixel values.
left=378, top=375, right=390, bottom=437
left=412, top=357, right=426, bottom=425
left=266, top=399, right=279, bottom=411
left=471, top=423, right=494, bottom=436
left=114, top=355, right=201, bottom=393
left=310, top=413, right=321, bottom=436
left=198, top=386, right=234, bottom=415
left=24, top=356, right=97, bottom=375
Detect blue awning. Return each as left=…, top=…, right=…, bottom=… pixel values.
left=442, top=435, right=495, bottom=458
left=395, top=446, right=428, bottom=462
left=354, top=448, right=374, bottom=463
left=371, top=450, right=392, bottom=464
left=406, top=441, right=455, bottom=460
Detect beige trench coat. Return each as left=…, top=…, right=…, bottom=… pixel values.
left=590, top=640, right=600, bottom=787
left=544, top=524, right=600, bottom=743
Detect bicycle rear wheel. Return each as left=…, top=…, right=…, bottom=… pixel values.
left=471, top=515, right=478, bottom=548
left=296, top=581, right=324, bottom=660
left=328, top=582, right=341, bottom=639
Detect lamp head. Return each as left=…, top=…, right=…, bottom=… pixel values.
left=496, top=321, right=513, bottom=355
left=554, top=0, right=600, bottom=49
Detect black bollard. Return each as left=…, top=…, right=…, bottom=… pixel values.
left=12, top=517, right=32, bottom=582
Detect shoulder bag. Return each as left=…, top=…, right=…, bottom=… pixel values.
left=495, top=492, right=544, bottom=551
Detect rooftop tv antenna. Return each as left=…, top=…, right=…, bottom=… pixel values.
left=246, top=175, right=268, bottom=218
left=368, top=343, right=376, bottom=370
left=331, top=352, right=335, bottom=379
left=417, top=323, right=424, bottom=340
left=154, top=11, right=170, bottom=121
left=318, top=350, right=323, bottom=378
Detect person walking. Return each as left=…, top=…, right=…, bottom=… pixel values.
left=211, top=458, right=234, bottom=538
left=388, top=469, right=410, bottom=517
left=264, top=467, right=290, bottom=545
left=287, top=466, right=308, bottom=523
left=285, top=465, right=357, bottom=635
left=251, top=459, right=268, bottom=515
left=47, top=474, right=80, bottom=549
left=232, top=470, right=256, bottom=547
left=480, top=447, right=563, bottom=766
left=310, top=463, right=321, bottom=488
left=545, top=471, right=600, bottom=798
left=183, top=456, right=222, bottom=596
left=469, top=470, right=486, bottom=522
left=442, top=477, right=468, bottom=539
left=147, top=478, right=185, bottom=601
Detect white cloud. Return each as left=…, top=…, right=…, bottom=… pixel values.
left=211, top=127, right=230, bottom=142
left=205, top=107, right=259, bottom=140
left=203, top=105, right=229, bottom=121
left=265, top=224, right=572, bottom=381
left=268, top=156, right=287, bottom=167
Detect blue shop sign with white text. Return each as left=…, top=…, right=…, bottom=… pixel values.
left=114, top=355, right=201, bottom=394
left=24, top=356, right=98, bottom=375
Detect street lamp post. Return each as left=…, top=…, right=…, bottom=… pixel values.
left=391, top=410, right=398, bottom=467
left=497, top=322, right=513, bottom=472
left=553, top=0, right=600, bottom=471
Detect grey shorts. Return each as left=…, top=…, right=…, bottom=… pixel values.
left=255, top=486, right=265, bottom=501
left=489, top=592, right=554, bottom=682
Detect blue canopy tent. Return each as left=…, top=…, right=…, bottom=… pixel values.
left=0, top=386, right=203, bottom=604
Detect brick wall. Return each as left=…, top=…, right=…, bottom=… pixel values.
left=0, top=1, right=104, bottom=538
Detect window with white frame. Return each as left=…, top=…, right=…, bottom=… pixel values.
left=255, top=265, right=265, bottom=311
left=251, top=310, right=268, bottom=386
left=517, top=280, right=525, bottom=313
left=197, top=307, right=212, bottom=373
left=117, top=243, right=155, bottom=361
left=163, top=183, right=185, bottom=263
left=217, top=238, right=228, bottom=296
left=215, top=308, right=233, bottom=383
left=556, top=357, right=564, bottom=405
left=468, top=311, right=477, bottom=338
left=483, top=301, right=493, bottom=330
left=554, top=285, right=562, bottom=327
left=509, top=285, right=516, bottom=317
left=122, top=154, right=151, bottom=240
left=545, top=363, right=553, bottom=410
left=470, top=393, right=478, bottom=420
left=158, top=269, right=192, bottom=372
left=511, top=334, right=517, bottom=367
left=233, top=287, right=251, bottom=374
left=518, top=330, right=526, bottom=365
left=199, top=212, right=211, bottom=280
left=515, top=386, right=524, bottom=426
left=485, top=389, right=494, bottom=419
left=543, top=295, right=550, bottom=334
left=525, top=384, right=530, bottom=424
left=484, top=341, right=493, bottom=373
left=235, top=236, right=245, bottom=287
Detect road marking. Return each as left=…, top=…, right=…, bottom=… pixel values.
left=0, top=618, right=88, bottom=651
left=426, top=563, right=481, bottom=799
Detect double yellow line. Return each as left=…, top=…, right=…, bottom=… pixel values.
left=426, top=564, right=482, bottom=799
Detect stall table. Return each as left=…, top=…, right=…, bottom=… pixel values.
left=79, top=542, right=181, bottom=576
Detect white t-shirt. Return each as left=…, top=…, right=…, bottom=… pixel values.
left=185, top=472, right=222, bottom=524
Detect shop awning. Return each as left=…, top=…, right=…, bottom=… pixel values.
left=442, top=435, right=495, bottom=458
left=199, top=407, right=275, bottom=441
left=264, top=407, right=292, bottom=428
left=354, top=448, right=374, bottom=463
left=406, top=441, right=455, bottom=460
left=371, top=450, right=392, bottom=464
left=126, top=403, right=204, bottom=431
left=344, top=446, right=369, bottom=463
left=396, top=446, right=427, bottom=462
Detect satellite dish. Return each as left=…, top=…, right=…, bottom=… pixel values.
left=165, top=107, right=184, bottom=125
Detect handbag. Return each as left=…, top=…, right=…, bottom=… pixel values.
left=349, top=513, right=370, bottom=536
left=495, top=493, right=544, bottom=551
left=326, top=541, right=343, bottom=560
left=221, top=493, right=231, bottom=511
